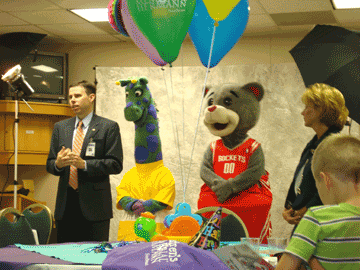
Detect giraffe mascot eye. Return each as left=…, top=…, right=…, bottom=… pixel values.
left=135, top=90, right=142, bottom=97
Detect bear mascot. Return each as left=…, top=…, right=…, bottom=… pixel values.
left=197, top=82, right=272, bottom=243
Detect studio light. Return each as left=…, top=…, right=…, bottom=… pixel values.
left=1, top=63, right=35, bottom=212
left=1, top=64, right=35, bottom=97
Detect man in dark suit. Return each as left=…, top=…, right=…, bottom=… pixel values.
left=46, top=81, right=123, bottom=243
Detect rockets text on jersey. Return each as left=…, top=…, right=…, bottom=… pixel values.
left=217, top=155, right=246, bottom=163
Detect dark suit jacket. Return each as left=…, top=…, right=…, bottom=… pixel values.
left=285, top=126, right=340, bottom=210
left=46, top=114, right=123, bottom=221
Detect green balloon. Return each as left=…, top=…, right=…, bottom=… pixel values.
left=127, top=0, right=196, bottom=63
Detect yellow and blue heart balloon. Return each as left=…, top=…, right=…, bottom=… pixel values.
left=189, top=0, right=249, bottom=68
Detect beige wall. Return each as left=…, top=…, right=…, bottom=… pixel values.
left=65, top=36, right=303, bottom=84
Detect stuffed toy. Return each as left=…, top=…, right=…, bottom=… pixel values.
left=115, top=77, right=176, bottom=241
left=197, top=82, right=272, bottom=243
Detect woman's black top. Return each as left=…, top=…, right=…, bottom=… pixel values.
left=285, top=126, right=341, bottom=211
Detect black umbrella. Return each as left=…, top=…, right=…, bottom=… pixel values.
left=290, top=24, right=360, bottom=124
left=0, top=32, right=47, bottom=77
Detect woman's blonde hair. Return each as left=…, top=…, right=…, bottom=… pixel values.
left=302, top=83, right=349, bottom=130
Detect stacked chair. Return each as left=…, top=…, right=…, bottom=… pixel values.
left=0, top=207, right=36, bottom=248
left=0, top=203, right=53, bottom=248
left=22, top=203, right=53, bottom=245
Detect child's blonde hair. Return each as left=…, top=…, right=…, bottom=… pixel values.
left=312, top=134, right=360, bottom=184
left=302, top=83, right=349, bottom=130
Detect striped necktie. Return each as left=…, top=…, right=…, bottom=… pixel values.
left=69, top=121, right=84, bottom=190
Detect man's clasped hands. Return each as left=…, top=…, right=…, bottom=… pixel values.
left=55, top=146, right=86, bottom=170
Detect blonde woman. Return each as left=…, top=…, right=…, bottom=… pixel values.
left=282, top=83, right=349, bottom=228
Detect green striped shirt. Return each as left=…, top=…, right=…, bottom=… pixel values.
left=285, top=203, right=360, bottom=269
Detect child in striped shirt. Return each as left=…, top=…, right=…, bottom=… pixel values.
left=276, top=134, right=360, bottom=270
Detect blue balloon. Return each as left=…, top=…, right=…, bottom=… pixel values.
left=189, top=0, right=249, bottom=68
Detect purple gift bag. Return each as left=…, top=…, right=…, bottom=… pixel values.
left=102, top=240, right=229, bottom=270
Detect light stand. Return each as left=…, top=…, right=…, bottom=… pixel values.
left=1, top=65, right=35, bottom=210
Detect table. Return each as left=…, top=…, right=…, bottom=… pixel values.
left=4, top=263, right=100, bottom=269
left=0, top=241, right=281, bottom=270
left=0, top=244, right=102, bottom=270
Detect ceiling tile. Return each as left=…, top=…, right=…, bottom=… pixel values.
left=271, top=11, right=337, bottom=26
left=0, top=0, right=59, bottom=12
left=246, top=14, right=278, bottom=28
left=112, top=34, right=131, bottom=42
left=54, top=0, right=109, bottom=9
left=258, top=0, right=333, bottom=14
left=0, top=0, right=359, bottom=44
left=41, top=35, right=72, bottom=45
left=61, top=34, right=120, bottom=43
left=92, top=21, right=120, bottom=35
left=0, top=25, right=51, bottom=35
left=249, top=0, right=266, bottom=15
left=334, top=9, right=360, bottom=24
left=39, top=23, right=109, bottom=36
left=244, top=26, right=279, bottom=34
left=339, top=22, right=360, bottom=31
left=0, top=12, right=29, bottom=26
left=244, top=13, right=279, bottom=35
left=35, top=35, right=73, bottom=50
left=243, top=28, right=281, bottom=37
left=9, top=10, right=87, bottom=25
left=278, top=25, right=316, bottom=32
left=92, top=22, right=131, bottom=40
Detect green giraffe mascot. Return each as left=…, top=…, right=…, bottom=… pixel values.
left=115, top=77, right=176, bottom=241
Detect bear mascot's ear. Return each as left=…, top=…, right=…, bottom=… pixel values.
left=243, top=82, right=264, bottom=102
left=204, top=85, right=212, bottom=97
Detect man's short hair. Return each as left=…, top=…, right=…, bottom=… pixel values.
left=69, top=80, right=96, bottom=95
left=312, top=134, right=360, bottom=184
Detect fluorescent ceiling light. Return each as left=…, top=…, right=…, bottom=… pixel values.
left=31, top=65, right=58, bottom=73
left=70, top=8, right=108, bottom=22
left=332, top=0, right=360, bottom=9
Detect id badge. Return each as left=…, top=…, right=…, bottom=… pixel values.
left=86, top=142, right=96, bottom=157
